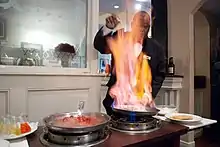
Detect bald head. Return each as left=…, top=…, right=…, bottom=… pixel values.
left=133, top=11, right=150, bottom=25
left=131, top=11, right=151, bottom=41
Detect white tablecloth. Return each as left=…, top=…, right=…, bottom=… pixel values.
left=154, top=115, right=217, bottom=130
left=10, top=138, right=29, bottom=147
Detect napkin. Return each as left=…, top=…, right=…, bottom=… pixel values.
left=10, top=138, right=29, bottom=147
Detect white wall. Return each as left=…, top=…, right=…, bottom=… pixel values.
left=167, top=0, right=203, bottom=145
left=1, top=0, right=86, bottom=56
left=168, top=0, right=202, bottom=113
left=0, top=75, right=103, bottom=122
left=194, top=11, right=210, bottom=118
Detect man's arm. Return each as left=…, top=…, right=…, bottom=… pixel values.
left=93, top=26, right=115, bottom=54
left=152, top=44, right=166, bottom=98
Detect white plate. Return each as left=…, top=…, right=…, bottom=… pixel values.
left=0, top=122, right=38, bottom=140
left=165, top=113, right=202, bottom=123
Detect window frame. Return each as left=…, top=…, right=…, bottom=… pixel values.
left=0, top=0, right=99, bottom=75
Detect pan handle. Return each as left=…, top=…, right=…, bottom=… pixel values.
left=77, top=101, right=85, bottom=115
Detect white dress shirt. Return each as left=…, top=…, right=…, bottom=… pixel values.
left=102, top=26, right=142, bottom=57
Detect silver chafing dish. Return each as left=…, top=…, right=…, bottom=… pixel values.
left=40, top=102, right=111, bottom=146
left=43, top=112, right=111, bottom=134
left=110, top=104, right=162, bottom=134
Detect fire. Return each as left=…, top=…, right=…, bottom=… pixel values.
left=107, top=32, right=155, bottom=111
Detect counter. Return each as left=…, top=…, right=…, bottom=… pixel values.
left=27, top=122, right=188, bottom=147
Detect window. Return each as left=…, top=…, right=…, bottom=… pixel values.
left=0, top=0, right=87, bottom=68
left=98, top=0, right=152, bottom=71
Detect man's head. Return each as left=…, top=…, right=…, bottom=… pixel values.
left=131, top=11, right=151, bottom=40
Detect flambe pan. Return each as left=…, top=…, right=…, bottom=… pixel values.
left=43, top=112, right=111, bottom=134
left=112, top=105, right=159, bottom=116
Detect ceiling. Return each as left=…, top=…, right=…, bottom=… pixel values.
left=201, top=0, right=220, bottom=15
left=99, top=0, right=151, bottom=14
left=0, top=0, right=86, bottom=13
left=0, top=0, right=218, bottom=15
left=0, top=0, right=151, bottom=14
left=99, top=0, right=220, bottom=16
left=99, top=0, right=125, bottom=13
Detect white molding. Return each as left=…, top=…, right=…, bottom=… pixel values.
left=0, top=89, right=10, bottom=115
left=0, top=66, right=109, bottom=76
left=189, top=12, right=195, bottom=114
left=101, top=76, right=183, bottom=89
left=180, top=140, right=195, bottom=147
left=162, top=77, right=183, bottom=89
left=0, top=66, right=89, bottom=75
left=86, top=0, right=99, bottom=73
left=27, top=87, right=90, bottom=92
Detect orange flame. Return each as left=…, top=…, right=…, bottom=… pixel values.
left=107, top=32, right=155, bottom=110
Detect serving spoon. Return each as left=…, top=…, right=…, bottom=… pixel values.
left=77, top=101, right=85, bottom=115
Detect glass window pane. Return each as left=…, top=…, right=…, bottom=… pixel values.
left=98, top=0, right=152, bottom=72
left=0, top=0, right=87, bottom=68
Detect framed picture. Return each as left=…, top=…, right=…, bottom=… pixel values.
left=100, top=58, right=105, bottom=70
left=0, top=17, right=6, bottom=40
left=99, top=58, right=110, bottom=72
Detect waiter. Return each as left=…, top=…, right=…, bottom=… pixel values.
left=93, top=11, right=166, bottom=116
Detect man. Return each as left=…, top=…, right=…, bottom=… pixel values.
left=93, top=11, right=166, bottom=116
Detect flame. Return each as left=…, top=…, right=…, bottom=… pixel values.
left=107, top=32, right=155, bottom=110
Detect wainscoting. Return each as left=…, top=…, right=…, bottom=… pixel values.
left=0, top=75, right=103, bottom=122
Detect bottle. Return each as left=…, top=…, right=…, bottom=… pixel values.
left=105, top=64, right=111, bottom=76
left=168, top=57, right=175, bottom=75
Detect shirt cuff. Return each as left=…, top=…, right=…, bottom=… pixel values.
left=102, top=25, right=113, bottom=36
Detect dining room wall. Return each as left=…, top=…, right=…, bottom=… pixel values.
left=167, top=0, right=204, bottom=146
left=0, top=74, right=104, bottom=122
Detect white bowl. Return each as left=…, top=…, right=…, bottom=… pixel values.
left=156, top=105, right=177, bottom=115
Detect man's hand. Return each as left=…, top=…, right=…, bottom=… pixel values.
left=105, top=14, right=120, bottom=29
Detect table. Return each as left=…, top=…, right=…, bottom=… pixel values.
left=154, top=116, right=217, bottom=130
left=27, top=122, right=188, bottom=147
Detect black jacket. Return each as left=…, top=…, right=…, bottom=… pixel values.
left=93, top=27, right=166, bottom=98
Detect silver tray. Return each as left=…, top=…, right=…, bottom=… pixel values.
left=43, top=112, right=111, bottom=134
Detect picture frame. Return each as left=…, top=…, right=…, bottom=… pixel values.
left=0, top=17, right=6, bottom=40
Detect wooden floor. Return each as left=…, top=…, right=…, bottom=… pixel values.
left=195, top=130, right=220, bottom=147
left=195, top=137, right=220, bottom=147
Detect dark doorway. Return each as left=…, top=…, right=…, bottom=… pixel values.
left=210, top=26, right=220, bottom=136
left=201, top=0, right=220, bottom=138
